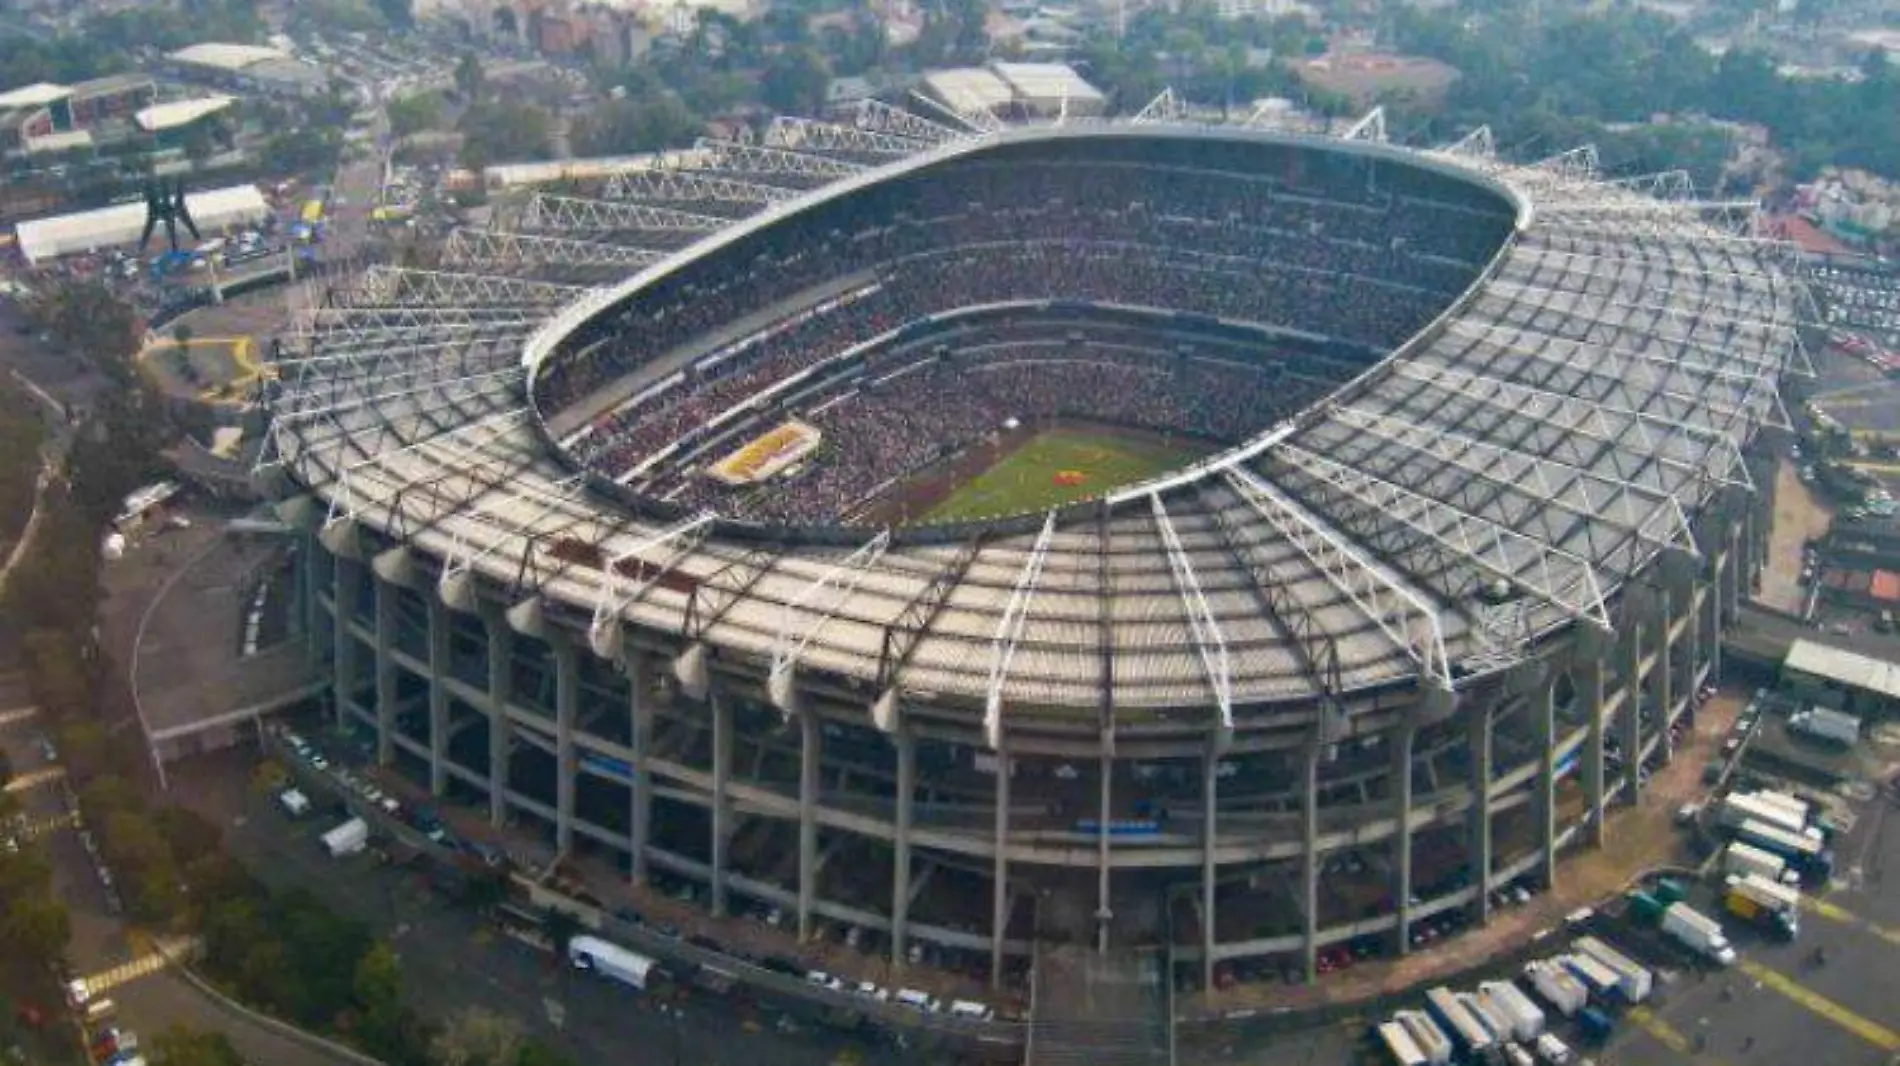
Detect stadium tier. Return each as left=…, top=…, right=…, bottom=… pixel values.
left=266, top=116, right=1796, bottom=989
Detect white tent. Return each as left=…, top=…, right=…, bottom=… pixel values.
left=14, top=184, right=269, bottom=266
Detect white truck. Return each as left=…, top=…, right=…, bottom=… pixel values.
left=1376, top=1020, right=1430, bottom=1066
left=568, top=935, right=657, bottom=990
left=1719, top=793, right=1809, bottom=838
left=1573, top=936, right=1654, bottom=1002
left=1477, top=980, right=1546, bottom=1042
left=1394, top=1009, right=1453, bottom=1066
left=1660, top=903, right=1738, bottom=966
left=1522, top=960, right=1588, bottom=1017
left=1788, top=707, right=1860, bottom=747
left=320, top=817, right=368, bottom=858
left=1723, top=841, right=1799, bottom=886
left=1534, top=1032, right=1575, bottom=1065
left=1557, top=952, right=1619, bottom=1002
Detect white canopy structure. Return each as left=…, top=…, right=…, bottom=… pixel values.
left=14, top=184, right=269, bottom=266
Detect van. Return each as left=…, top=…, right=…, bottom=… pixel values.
left=894, top=989, right=940, bottom=1012
left=948, top=999, right=993, bottom=1020
left=278, top=789, right=312, bottom=817
left=83, top=998, right=117, bottom=1023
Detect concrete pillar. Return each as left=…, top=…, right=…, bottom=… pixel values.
left=486, top=610, right=512, bottom=828
left=1300, top=744, right=1321, bottom=983
left=373, top=577, right=397, bottom=767
left=1621, top=596, right=1645, bottom=804
left=427, top=598, right=450, bottom=797
left=1530, top=666, right=1559, bottom=888
left=627, top=655, right=653, bottom=886
left=1201, top=742, right=1219, bottom=989
left=1576, top=628, right=1609, bottom=848
left=1389, top=723, right=1415, bottom=956
left=301, top=531, right=323, bottom=662
left=553, top=641, right=578, bottom=855
left=710, top=689, right=732, bottom=918
left=797, top=711, right=822, bottom=942
left=1095, top=746, right=1113, bottom=955
left=332, top=556, right=360, bottom=732
left=990, top=745, right=1011, bottom=990
left=1652, top=586, right=1674, bottom=764
left=890, top=725, right=915, bottom=970
left=1467, top=701, right=1493, bottom=924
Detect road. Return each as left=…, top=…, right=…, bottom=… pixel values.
left=0, top=686, right=362, bottom=1066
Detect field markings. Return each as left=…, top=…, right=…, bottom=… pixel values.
left=1734, top=958, right=1900, bottom=1052
left=1798, top=895, right=1900, bottom=949
left=1624, top=1005, right=1730, bottom=1063
left=81, top=937, right=200, bottom=995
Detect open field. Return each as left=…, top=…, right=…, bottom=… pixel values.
left=921, top=427, right=1204, bottom=524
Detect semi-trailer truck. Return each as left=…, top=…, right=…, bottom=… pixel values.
left=1558, top=953, right=1620, bottom=1002
left=1424, top=986, right=1496, bottom=1059
left=320, top=817, right=368, bottom=858
left=1478, top=980, right=1545, bottom=1042
left=1660, top=903, right=1738, bottom=965
left=1723, top=841, right=1799, bottom=886
left=1724, top=874, right=1800, bottom=939
left=1719, top=793, right=1810, bottom=838
left=1733, top=818, right=1834, bottom=883
left=1377, top=1021, right=1429, bottom=1066
left=567, top=935, right=657, bottom=990
left=1394, top=1010, right=1453, bottom=1066
left=1573, top=936, right=1653, bottom=1002
left=1523, top=960, right=1588, bottom=1017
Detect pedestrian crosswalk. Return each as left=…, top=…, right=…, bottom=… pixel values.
left=3, top=765, right=64, bottom=794
left=80, top=937, right=201, bottom=995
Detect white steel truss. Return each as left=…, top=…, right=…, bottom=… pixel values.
left=767, top=531, right=894, bottom=714
left=762, top=116, right=926, bottom=157
left=1148, top=494, right=1232, bottom=736
left=855, top=99, right=962, bottom=145
left=1132, top=88, right=1188, bottom=124
left=1327, top=405, right=1699, bottom=568
left=1270, top=441, right=1612, bottom=631
left=601, top=168, right=793, bottom=207
left=441, top=229, right=664, bottom=271
left=588, top=512, right=719, bottom=660
left=436, top=474, right=590, bottom=606
left=984, top=512, right=1057, bottom=749
left=321, top=409, right=530, bottom=531
left=1439, top=125, right=1495, bottom=159
left=1342, top=106, right=1387, bottom=143
left=692, top=138, right=869, bottom=180
left=1392, top=362, right=1753, bottom=491
left=906, top=89, right=1002, bottom=135
left=354, top=266, right=585, bottom=309
left=519, top=194, right=728, bottom=234
left=1224, top=468, right=1452, bottom=689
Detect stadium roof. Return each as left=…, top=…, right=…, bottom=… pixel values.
left=1784, top=638, right=1900, bottom=702
left=169, top=42, right=289, bottom=72
left=988, top=62, right=1105, bottom=107
left=920, top=68, right=1016, bottom=116
left=243, top=56, right=330, bottom=90
left=14, top=184, right=268, bottom=266
left=135, top=95, right=236, bottom=132
left=70, top=73, right=155, bottom=97
left=0, top=82, right=71, bottom=109
left=266, top=118, right=1801, bottom=722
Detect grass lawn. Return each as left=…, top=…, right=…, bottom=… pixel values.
left=922, top=427, right=1204, bottom=524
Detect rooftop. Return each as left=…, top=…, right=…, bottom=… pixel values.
left=69, top=72, right=156, bottom=97
left=241, top=56, right=330, bottom=87
left=25, top=130, right=93, bottom=154
left=1784, top=637, right=1900, bottom=702
left=169, top=42, right=289, bottom=72
left=135, top=95, right=236, bottom=132
left=920, top=67, right=1016, bottom=115
left=0, top=82, right=71, bottom=109
left=988, top=61, right=1104, bottom=104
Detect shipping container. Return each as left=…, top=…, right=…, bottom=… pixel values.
left=1424, top=987, right=1496, bottom=1056
left=1573, top=936, right=1652, bottom=1002
left=1478, top=980, right=1546, bottom=1042
left=1395, top=1010, right=1453, bottom=1066
left=1376, top=1021, right=1429, bottom=1066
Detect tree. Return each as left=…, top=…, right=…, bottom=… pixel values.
left=760, top=47, right=832, bottom=116
left=458, top=99, right=553, bottom=168
left=387, top=91, right=446, bottom=138
left=430, top=1007, right=524, bottom=1066
left=454, top=52, right=485, bottom=100
left=353, top=941, right=421, bottom=1061
left=150, top=1025, right=246, bottom=1066
left=373, top=0, right=415, bottom=30
left=571, top=97, right=700, bottom=156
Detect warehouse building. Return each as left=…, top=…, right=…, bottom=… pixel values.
left=12, top=183, right=269, bottom=266
left=1781, top=638, right=1900, bottom=718
left=167, top=42, right=331, bottom=99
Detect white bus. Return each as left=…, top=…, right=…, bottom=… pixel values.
left=568, top=935, right=657, bottom=991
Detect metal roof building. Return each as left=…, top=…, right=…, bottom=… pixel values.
left=1783, top=637, right=1900, bottom=713
left=135, top=95, right=236, bottom=133
left=13, top=183, right=269, bottom=266
left=989, top=62, right=1106, bottom=117
left=169, top=43, right=291, bottom=73
left=0, top=82, right=72, bottom=109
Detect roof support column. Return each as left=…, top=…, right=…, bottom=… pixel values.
left=553, top=640, right=578, bottom=856
left=301, top=529, right=324, bottom=664
left=373, top=575, right=397, bottom=768
left=1575, top=627, right=1609, bottom=849
left=1651, top=586, right=1675, bottom=765
left=627, top=654, right=652, bottom=887
left=797, top=710, right=822, bottom=943
left=1621, top=594, right=1646, bottom=805
left=1467, top=702, right=1493, bottom=925
left=332, top=555, right=360, bottom=733
left=891, top=723, right=915, bottom=971
left=710, top=686, right=732, bottom=918
left=427, top=597, right=450, bottom=797
left=1201, top=739, right=1219, bottom=990
left=1705, top=543, right=1724, bottom=683
left=1300, top=742, right=1321, bottom=984
left=486, top=608, right=512, bottom=828
left=1389, top=721, right=1415, bottom=956
left=1096, top=746, right=1114, bottom=955
left=990, top=742, right=1011, bottom=991
left=1528, top=663, right=1559, bottom=891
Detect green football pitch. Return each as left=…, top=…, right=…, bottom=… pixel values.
left=922, top=427, right=1204, bottom=524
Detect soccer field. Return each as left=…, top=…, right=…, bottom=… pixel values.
left=922, top=428, right=1204, bottom=524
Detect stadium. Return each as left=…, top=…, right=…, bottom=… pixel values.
left=262, top=105, right=1799, bottom=998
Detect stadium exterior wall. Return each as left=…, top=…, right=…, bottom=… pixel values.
left=290, top=475, right=1764, bottom=989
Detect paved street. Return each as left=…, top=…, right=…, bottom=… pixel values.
left=174, top=748, right=899, bottom=1066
